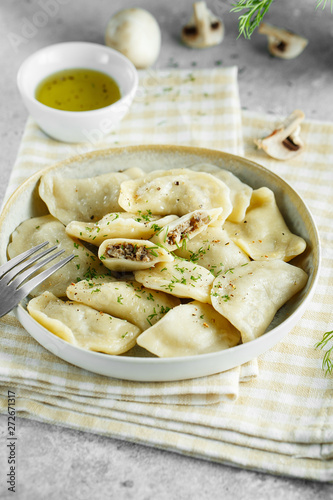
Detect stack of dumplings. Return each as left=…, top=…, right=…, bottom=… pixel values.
left=8, top=165, right=308, bottom=358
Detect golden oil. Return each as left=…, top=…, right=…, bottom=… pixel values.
left=35, top=68, right=121, bottom=112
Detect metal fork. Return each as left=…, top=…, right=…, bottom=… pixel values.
left=0, top=241, right=74, bottom=318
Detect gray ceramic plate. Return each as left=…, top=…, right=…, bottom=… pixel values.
left=0, top=145, right=321, bottom=381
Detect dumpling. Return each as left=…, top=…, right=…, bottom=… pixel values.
left=213, top=170, right=252, bottom=222
left=188, top=163, right=253, bottom=222
left=210, top=260, right=308, bottom=343
left=7, top=215, right=110, bottom=297
left=98, top=238, right=174, bottom=271
left=135, top=261, right=215, bottom=303
left=174, top=225, right=250, bottom=276
left=223, top=187, right=307, bottom=261
left=39, top=167, right=144, bottom=225
left=150, top=208, right=223, bottom=251
left=66, top=277, right=180, bottom=331
left=27, top=291, right=141, bottom=355
left=136, top=301, right=241, bottom=357
left=66, top=212, right=178, bottom=246
left=118, top=168, right=232, bottom=217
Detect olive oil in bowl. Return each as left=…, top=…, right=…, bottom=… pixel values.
left=35, top=68, right=121, bottom=112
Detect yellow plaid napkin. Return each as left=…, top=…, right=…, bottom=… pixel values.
left=1, top=68, right=332, bottom=482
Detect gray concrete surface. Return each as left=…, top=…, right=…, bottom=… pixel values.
left=0, top=0, right=332, bottom=498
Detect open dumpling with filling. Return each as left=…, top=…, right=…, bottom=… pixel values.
left=39, top=167, right=144, bottom=225
left=150, top=208, right=222, bottom=251
left=118, top=168, right=232, bottom=217
left=66, top=212, right=177, bottom=246
left=210, top=260, right=308, bottom=343
left=98, top=238, right=174, bottom=271
left=28, top=291, right=141, bottom=355
left=136, top=301, right=241, bottom=357
left=174, top=225, right=250, bottom=277
left=7, top=215, right=110, bottom=297
left=135, top=261, right=215, bottom=303
left=188, top=163, right=253, bottom=222
left=66, top=277, right=180, bottom=331
left=223, top=187, right=306, bottom=261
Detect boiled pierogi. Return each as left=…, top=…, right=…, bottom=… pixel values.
left=136, top=301, right=241, bottom=357
left=135, top=261, right=215, bottom=303
left=66, top=277, right=180, bottom=331
left=39, top=167, right=144, bottom=225
left=14, top=159, right=309, bottom=359
left=188, top=163, right=253, bottom=222
left=150, top=208, right=222, bottom=251
left=210, top=260, right=308, bottom=343
left=98, top=238, right=174, bottom=271
left=174, top=225, right=250, bottom=276
left=118, top=168, right=232, bottom=217
left=224, top=187, right=306, bottom=261
left=28, top=291, right=141, bottom=354
left=66, top=212, right=177, bottom=246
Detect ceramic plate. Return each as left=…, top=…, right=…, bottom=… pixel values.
left=0, top=145, right=320, bottom=381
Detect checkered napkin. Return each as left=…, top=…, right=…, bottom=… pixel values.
left=0, top=67, right=332, bottom=481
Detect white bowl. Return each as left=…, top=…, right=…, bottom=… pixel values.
left=17, top=42, right=138, bottom=143
left=0, top=146, right=321, bottom=381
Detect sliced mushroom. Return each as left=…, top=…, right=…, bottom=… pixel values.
left=181, top=1, right=224, bottom=48
left=254, top=110, right=305, bottom=161
left=258, top=22, right=308, bottom=59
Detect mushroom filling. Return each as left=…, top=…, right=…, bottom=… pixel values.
left=105, top=243, right=152, bottom=262
left=166, top=214, right=210, bottom=245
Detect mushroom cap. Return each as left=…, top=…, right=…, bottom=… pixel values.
left=105, top=8, right=161, bottom=69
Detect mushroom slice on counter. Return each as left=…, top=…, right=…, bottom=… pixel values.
left=181, top=1, right=224, bottom=48
left=258, top=22, right=308, bottom=59
left=254, top=110, right=305, bottom=161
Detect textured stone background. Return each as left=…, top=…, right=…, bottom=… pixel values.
left=1, top=1, right=332, bottom=498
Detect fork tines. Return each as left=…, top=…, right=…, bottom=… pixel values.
left=0, top=242, right=74, bottom=318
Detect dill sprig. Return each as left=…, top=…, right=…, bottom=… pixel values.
left=231, top=0, right=333, bottom=39
left=316, top=0, right=333, bottom=11
left=231, top=0, right=274, bottom=39
left=315, top=330, right=333, bottom=376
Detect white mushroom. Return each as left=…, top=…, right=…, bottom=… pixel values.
left=254, top=110, right=305, bottom=161
left=105, top=8, right=161, bottom=69
left=181, top=1, right=224, bottom=49
left=258, top=22, right=308, bottom=59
